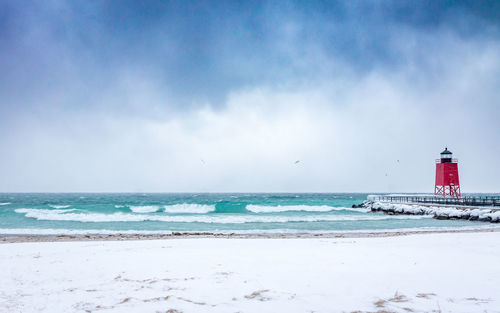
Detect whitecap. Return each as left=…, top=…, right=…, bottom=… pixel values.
left=15, top=208, right=79, bottom=214
left=163, top=203, right=215, bottom=214
left=0, top=202, right=11, bottom=206
left=0, top=223, right=498, bottom=236
left=246, top=205, right=369, bottom=213
left=48, top=205, right=71, bottom=209
left=129, top=205, right=160, bottom=213
left=15, top=209, right=431, bottom=223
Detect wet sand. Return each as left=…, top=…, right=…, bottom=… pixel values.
left=2, top=226, right=500, bottom=243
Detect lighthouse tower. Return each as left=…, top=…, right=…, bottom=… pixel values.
left=434, top=148, right=461, bottom=198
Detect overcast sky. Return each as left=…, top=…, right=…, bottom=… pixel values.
left=0, top=1, right=499, bottom=193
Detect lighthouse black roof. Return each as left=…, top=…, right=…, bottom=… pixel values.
left=441, top=147, right=452, bottom=155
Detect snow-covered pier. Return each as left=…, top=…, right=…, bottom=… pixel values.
left=360, top=200, right=500, bottom=223
left=370, top=195, right=500, bottom=207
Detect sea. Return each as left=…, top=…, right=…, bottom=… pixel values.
left=0, top=193, right=494, bottom=236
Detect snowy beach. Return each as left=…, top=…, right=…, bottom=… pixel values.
left=1, top=231, right=500, bottom=313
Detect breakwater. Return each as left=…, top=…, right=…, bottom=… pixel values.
left=360, top=200, right=500, bottom=223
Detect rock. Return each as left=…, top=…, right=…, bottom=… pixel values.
left=435, top=215, right=449, bottom=220
left=460, top=214, right=470, bottom=220
left=478, top=216, right=492, bottom=222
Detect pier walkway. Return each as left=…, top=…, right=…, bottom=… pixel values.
left=372, top=195, right=500, bottom=207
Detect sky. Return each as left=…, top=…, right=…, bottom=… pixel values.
left=0, top=0, right=499, bottom=193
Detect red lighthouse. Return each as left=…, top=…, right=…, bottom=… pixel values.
left=434, top=148, right=461, bottom=198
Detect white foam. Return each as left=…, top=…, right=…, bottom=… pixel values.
left=15, top=209, right=430, bottom=223
left=1, top=224, right=498, bottom=236
left=48, top=205, right=71, bottom=209
left=246, top=205, right=368, bottom=213
left=114, top=205, right=126, bottom=208
left=15, top=208, right=79, bottom=214
left=0, top=202, right=11, bottom=206
left=163, top=203, right=215, bottom=214
left=129, top=205, right=160, bottom=213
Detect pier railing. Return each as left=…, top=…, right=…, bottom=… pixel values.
left=373, top=195, right=500, bottom=207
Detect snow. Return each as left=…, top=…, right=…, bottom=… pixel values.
left=1, top=232, right=500, bottom=312
left=367, top=201, right=500, bottom=222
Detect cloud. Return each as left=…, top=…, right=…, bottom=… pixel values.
left=0, top=1, right=499, bottom=192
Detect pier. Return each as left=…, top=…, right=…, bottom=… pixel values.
left=362, top=196, right=500, bottom=223
left=371, top=195, right=500, bottom=207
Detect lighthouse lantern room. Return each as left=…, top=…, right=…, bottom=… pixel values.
left=434, top=147, right=461, bottom=198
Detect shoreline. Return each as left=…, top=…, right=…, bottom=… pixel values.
left=2, top=226, right=500, bottom=243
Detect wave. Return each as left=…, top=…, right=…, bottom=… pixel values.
left=129, top=205, right=160, bottom=213
left=246, top=205, right=368, bottom=213
left=15, top=208, right=79, bottom=214
left=15, top=209, right=431, bottom=223
left=48, top=205, right=71, bottom=209
left=163, top=204, right=215, bottom=214
left=0, top=202, right=11, bottom=206
left=127, top=204, right=215, bottom=213
left=1, top=224, right=498, bottom=236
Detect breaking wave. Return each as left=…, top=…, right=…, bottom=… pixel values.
left=128, top=204, right=216, bottom=213
left=0, top=202, right=11, bottom=206
left=129, top=205, right=160, bottom=213
left=246, top=205, right=368, bottom=213
left=0, top=224, right=497, bottom=236
left=15, top=208, right=79, bottom=214
left=48, top=205, right=71, bottom=209
left=14, top=209, right=430, bottom=223
left=163, top=204, right=215, bottom=214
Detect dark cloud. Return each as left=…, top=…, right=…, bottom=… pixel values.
left=1, top=0, right=499, bottom=110
left=0, top=1, right=499, bottom=191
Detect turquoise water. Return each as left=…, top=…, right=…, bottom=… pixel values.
left=0, top=193, right=489, bottom=235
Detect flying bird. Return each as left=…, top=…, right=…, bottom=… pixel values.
left=294, top=160, right=300, bottom=164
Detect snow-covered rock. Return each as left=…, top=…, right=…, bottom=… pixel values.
left=364, top=201, right=500, bottom=223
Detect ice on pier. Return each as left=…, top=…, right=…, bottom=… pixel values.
left=366, top=201, right=500, bottom=222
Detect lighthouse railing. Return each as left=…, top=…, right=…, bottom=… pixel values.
left=435, top=158, right=458, bottom=163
